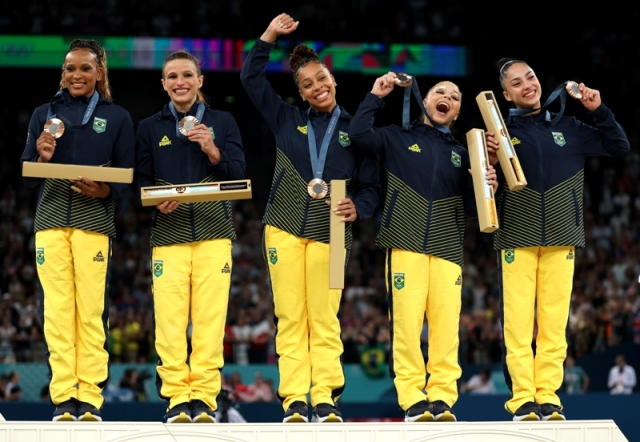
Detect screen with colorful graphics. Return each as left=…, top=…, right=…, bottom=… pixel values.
left=0, top=36, right=466, bottom=76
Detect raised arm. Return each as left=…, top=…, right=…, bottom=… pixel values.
left=239, top=14, right=300, bottom=131
left=349, top=73, right=402, bottom=154
left=572, top=84, right=629, bottom=157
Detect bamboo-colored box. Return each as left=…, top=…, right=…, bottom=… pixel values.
left=140, top=180, right=252, bottom=206
left=466, top=129, right=499, bottom=233
left=476, top=91, right=527, bottom=191
left=329, top=180, right=346, bottom=289
left=23, top=162, right=133, bottom=183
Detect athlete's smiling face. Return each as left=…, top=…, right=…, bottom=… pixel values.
left=162, top=59, right=203, bottom=112
left=61, top=49, right=102, bottom=98
left=501, top=62, right=542, bottom=109
left=296, top=62, right=337, bottom=113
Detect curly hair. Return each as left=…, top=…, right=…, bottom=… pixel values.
left=60, top=39, right=112, bottom=101
left=289, top=44, right=326, bottom=88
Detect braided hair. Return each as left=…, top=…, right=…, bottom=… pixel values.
left=162, top=50, right=208, bottom=105
left=289, top=44, right=326, bottom=88
left=60, top=39, right=112, bottom=101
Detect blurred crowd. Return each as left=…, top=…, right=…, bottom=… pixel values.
left=0, top=0, right=465, bottom=44
left=0, top=1, right=639, bottom=386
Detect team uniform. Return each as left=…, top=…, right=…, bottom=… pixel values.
left=349, top=92, right=475, bottom=421
left=495, top=104, right=629, bottom=418
left=135, top=101, right=245, bottom=420
left=20, top=89, right=135, bottom=416
left=240, top=39, right=379, bottom=419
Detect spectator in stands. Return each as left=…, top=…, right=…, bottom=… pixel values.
left=0, top=311, right=16, bottom=363
left=244, top=372, right=275, bottom=402
left=462, top=369, right=496, bottom=395
left=608, top=354, right=637, bottom=394
left=3, top=371, right=21, bottom=401
left=562, top=355, right=589, bottom=394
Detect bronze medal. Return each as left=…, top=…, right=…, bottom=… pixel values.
left=395, top=73, right=413, bottom=87
left=44, top=118, right=65, bottom=138
left=566, top=81, right=582, bottom=99
left=179, top=116, right=199, bottom=136
left=307, top=178, right=328, bottom=199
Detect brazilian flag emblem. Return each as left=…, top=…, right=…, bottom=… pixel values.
left=393, top=272, right=405, bottom=290
left=36, top=248, right=45, bottom=265
left=209, top=127, right=215, bottom=139
left=339, top=131, right=351, bottom=147
left=504, top=249, right=515, bottom=264
left=153, top=260, right=163, bottom=277
left=451, top=151, right=461, bottom=167
left=93, top=117, right=107, bottom=133
left=268, top=248, right=278, bottom=265
left=552, top=132, right=566, bottom=147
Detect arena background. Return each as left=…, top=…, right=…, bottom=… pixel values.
left=0, top=1, right=638, bottom=439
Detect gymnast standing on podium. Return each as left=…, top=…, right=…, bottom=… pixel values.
left=486, top=57, right=630, bottom=421
left=20, top=38, right=134, bottom=423
left=135, top=50, right=245, bottom=424
left=240, top=13, right=379, bottom=423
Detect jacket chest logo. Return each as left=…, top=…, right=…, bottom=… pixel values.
left=159, top=135, right=172, bottom=146
left=339, top=131, right=351, bottom=147
left=93, top=117, right=107, bottom=133
left=297, top=125, right=308, bottom=135
left=408, top=144, right=421, bottom=153
left=451, top=151, right=461, bottom=167
left=552, top=132, right=566, bottom=147
left=511, top=136, right=521, bottom=145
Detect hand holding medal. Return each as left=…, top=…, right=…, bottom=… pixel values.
left=394, top=73, right=413, bottom=87
left=187, top=122, right=221, bottom=165
left=371, top=72, right=400, bottom=99
left=566, top=81, right=601, bottom=111
left=36, top=130, right=58, bottom=163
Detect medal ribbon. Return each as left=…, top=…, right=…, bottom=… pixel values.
left=169, top=101, right=205, bottom=137
left=402, top=78, right=450, bottom=134
left=307, top=105, right=341, bottom=181
left=509, top=81, right=569, bottom=125
left=47, top=90, right=99, bottom=125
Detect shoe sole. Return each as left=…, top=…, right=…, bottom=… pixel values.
left=435, top=411, right=456, bottom=422
left=283, top=413, right=308, bottom=423
left=193, top=413, right=215, bottom=423
left=167, top=412, right=192, bottom=423
left=513, top=413, right=541, bottom=422
left=405, top=412, right=434, bottom=422
left=52, top=413, right=77, bottom=422
left=313, top=414, right=343, bottom=423
left=78, top=413, right=102, bottom=422
left=543, top=413, right=566, bottom=421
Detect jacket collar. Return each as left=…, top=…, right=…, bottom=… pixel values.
left=412, top=119, right=456, bottom=142
left=160, top=101, right=206, bottom=119
left=52, top=88, right=110, bottom=106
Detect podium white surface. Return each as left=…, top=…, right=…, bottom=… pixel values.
left=0, top=420, right=628, bottom=442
